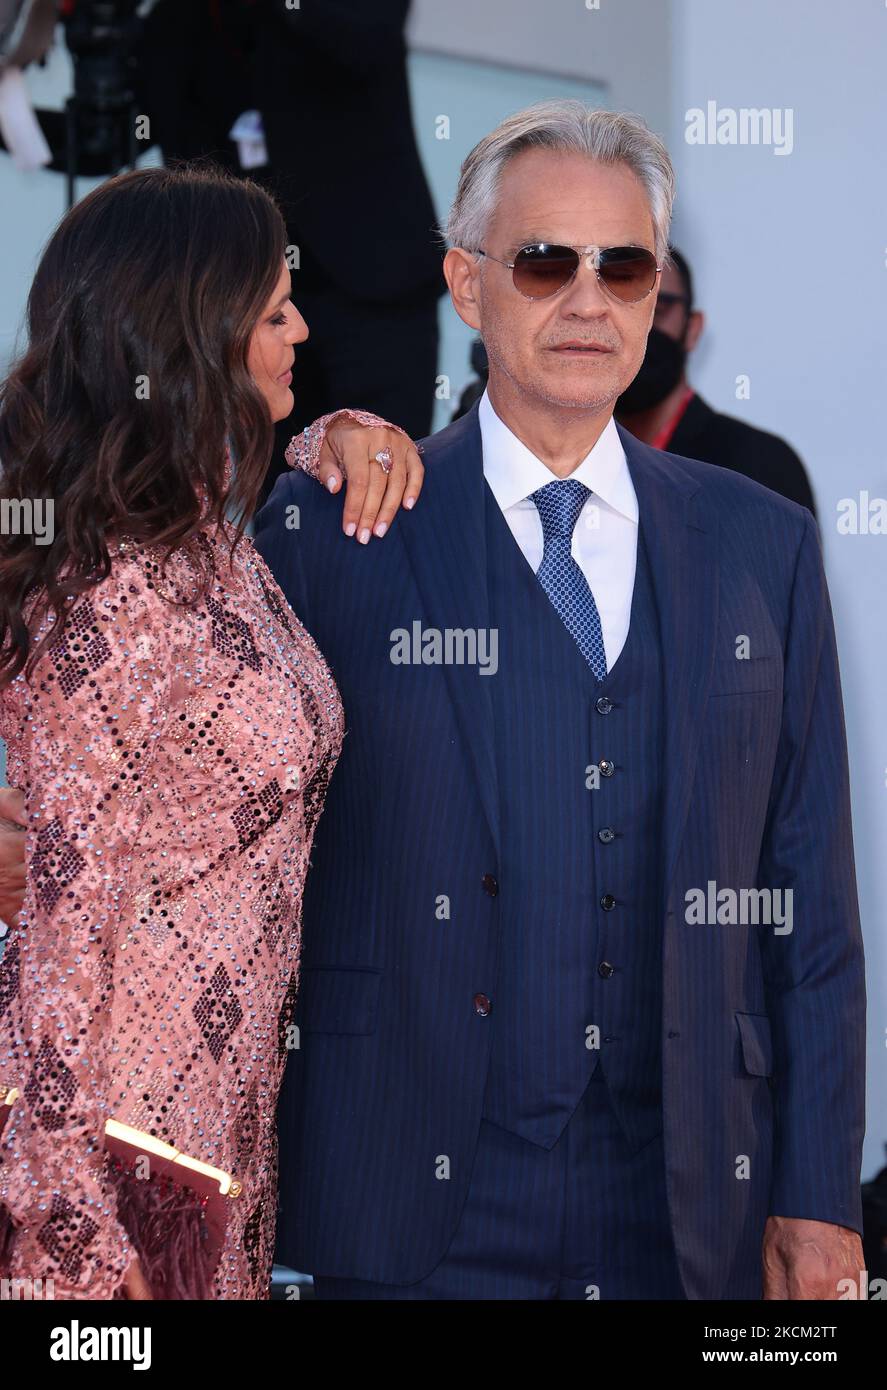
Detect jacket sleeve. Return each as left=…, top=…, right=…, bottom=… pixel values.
left=758, top=508, right=866, bottom=1234
left=0, top=576, right=173, bottom=1297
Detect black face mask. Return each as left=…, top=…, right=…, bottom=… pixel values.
left=616, top=327, right=687, bottom=413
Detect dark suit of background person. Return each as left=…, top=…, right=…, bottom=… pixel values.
left=253, top=400, right=865, bottom=1300
left=615, top=247, right=818, bottom=518
left=139, top=0, right=445, bottom=505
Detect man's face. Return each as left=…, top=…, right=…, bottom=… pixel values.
left=447, top=148, right=660, bottom=414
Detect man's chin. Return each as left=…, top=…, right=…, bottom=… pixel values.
left=529, top=357, right=628, bottom=412
left=533, top=379, right=620, bottom=413
left=489, top=354, right=625, bottom=415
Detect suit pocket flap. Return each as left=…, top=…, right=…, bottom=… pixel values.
left=295, top=967, right=382, bottom=1035
left=709, top=655, right=781, bottom=697
left=736, top=1010, right=774, bottom=1077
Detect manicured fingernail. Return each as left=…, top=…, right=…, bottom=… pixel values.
left=327, top=477, right=338, bottom=492
left=374, top=521, right=388, bottom=538
left=345, top=522, right=357, bottom=537
left=404, top=496, right=416, bottom=510
left=358, top=528, right=370, bottom=545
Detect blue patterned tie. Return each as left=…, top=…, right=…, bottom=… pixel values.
left=531, top=479, right=607, bottom=680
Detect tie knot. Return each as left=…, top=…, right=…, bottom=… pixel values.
left=531, top=478, right=591, bottom=540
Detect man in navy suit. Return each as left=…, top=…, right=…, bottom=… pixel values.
left=255, top=101, right=866, bottom=1299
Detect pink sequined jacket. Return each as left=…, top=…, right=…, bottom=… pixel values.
left=0, top=410, right=407, bottom=1298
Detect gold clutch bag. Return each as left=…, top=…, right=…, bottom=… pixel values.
left=1, top=1084, right=243, bottom=1293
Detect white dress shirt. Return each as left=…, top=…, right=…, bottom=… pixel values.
left=478, top=388, right=639, bottom=671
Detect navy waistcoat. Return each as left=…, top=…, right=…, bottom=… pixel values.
left=481, top=478, right=667, bottom=1151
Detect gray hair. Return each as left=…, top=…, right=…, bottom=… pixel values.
left=444, top=100, right=675, bottom=263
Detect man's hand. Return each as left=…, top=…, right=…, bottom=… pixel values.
left=0, top=786, right=27, bottom=928
left=763, top=1215, right=864, bottom=1299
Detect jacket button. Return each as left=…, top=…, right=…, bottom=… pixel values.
left=481, top=874, right=498, bottom=897
left=600, top=893, right=616, bottom=911
left=473, top=993, right=492, bottom=1016
left=598, top=961, right=615, bottom=978
left=595, top=696, right=613, bottom=715
left=598, top=826, right=615, bottom=844
left=598, top=758, right=615, bottom=777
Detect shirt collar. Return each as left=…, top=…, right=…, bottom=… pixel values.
left=478, top=387, right=638, bottom=523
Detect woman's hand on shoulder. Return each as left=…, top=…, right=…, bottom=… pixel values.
left=291, top=411, right=425, bottom=542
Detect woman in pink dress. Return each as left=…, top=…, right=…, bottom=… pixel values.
left=0, top=165, right=421, bottom=1299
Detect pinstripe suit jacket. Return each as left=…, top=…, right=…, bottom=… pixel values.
left=254, top=403, right=866, bottom=1297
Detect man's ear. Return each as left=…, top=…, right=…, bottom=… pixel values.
left=685, top=309, right=705, bottom=353
left=444, top=248, right=482, bottom=332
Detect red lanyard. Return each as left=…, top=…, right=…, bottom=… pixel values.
left=651, top=387, right=695, bottom=450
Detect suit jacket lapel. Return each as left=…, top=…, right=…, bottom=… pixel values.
left=617, top=424, right=720, bottom=906
left=400, top=407, right=501, bottom=855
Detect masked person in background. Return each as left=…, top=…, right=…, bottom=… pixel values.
left=615, top=247, right=817, bottom=518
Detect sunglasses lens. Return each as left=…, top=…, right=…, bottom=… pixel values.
left=512, top=245, right=580, bottom=298
left=597, top=246, right=659, bottom=302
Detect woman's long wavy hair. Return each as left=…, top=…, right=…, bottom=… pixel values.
left=0, top=161, right=289, bottom=687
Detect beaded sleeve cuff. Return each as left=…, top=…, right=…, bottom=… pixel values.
left=284, top=409, right=420, bottom=480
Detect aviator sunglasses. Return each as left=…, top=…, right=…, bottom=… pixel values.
left=475, top=242, right=661, bottom=303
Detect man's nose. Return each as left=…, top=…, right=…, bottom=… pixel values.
left=559, top=259, right=612, bottom=316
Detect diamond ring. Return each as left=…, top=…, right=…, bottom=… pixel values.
left=374, top=448, right=393, bottom=474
